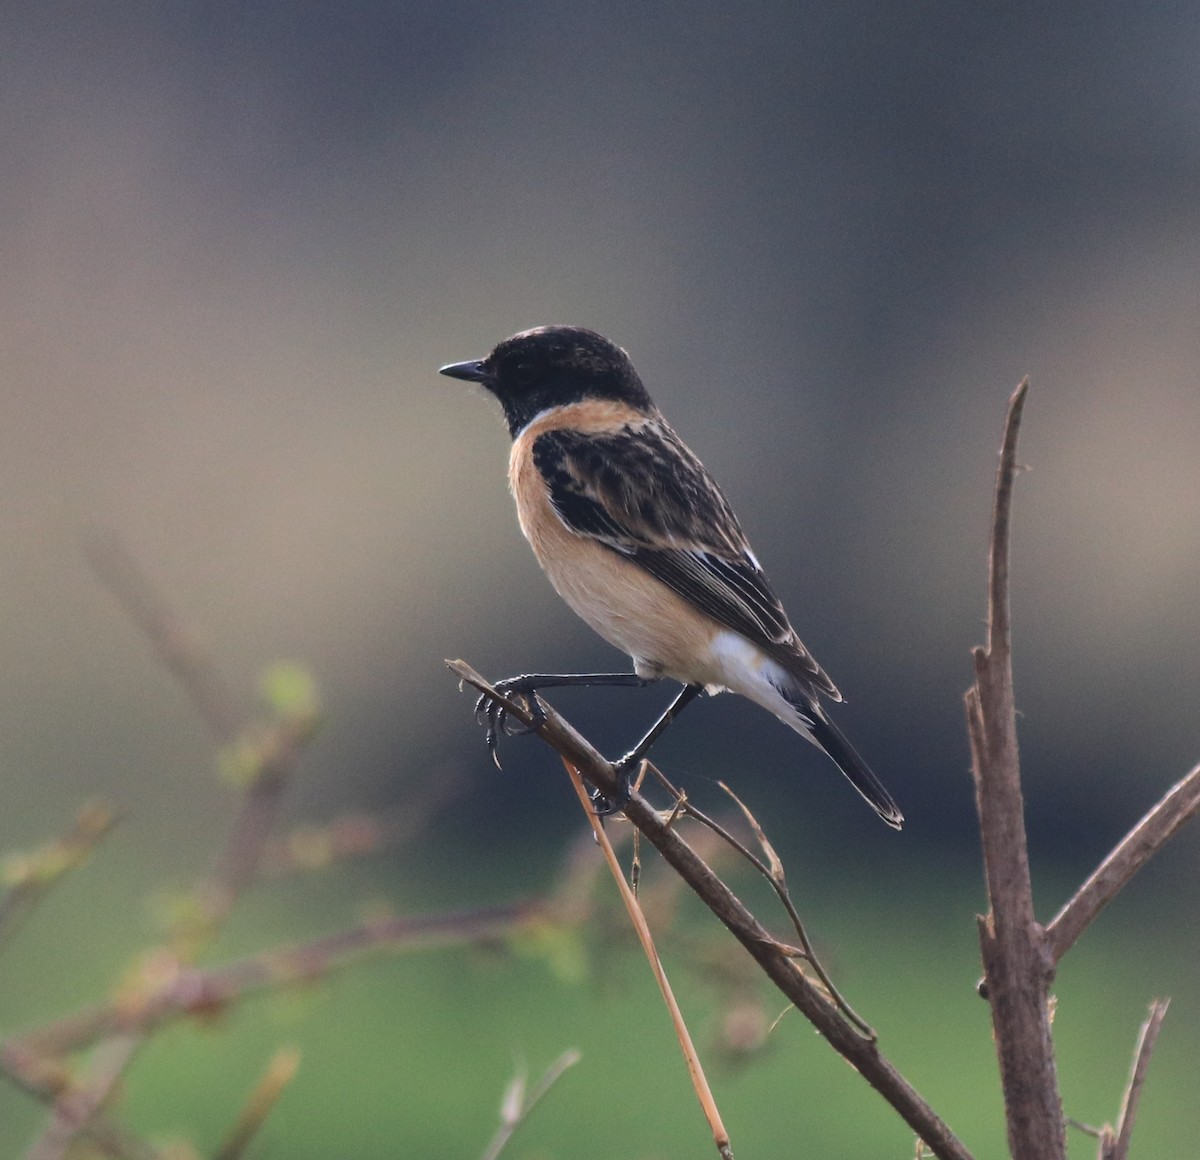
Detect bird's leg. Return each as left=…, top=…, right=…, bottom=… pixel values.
left=476, top=672, right=653, bottom=767
left=592, top=683, right=704, bottom=815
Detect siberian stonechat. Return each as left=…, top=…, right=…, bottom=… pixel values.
left=441, top=326, right=902, bottom=829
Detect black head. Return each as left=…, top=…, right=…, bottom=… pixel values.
left=439, top=326, right=654, bottom=437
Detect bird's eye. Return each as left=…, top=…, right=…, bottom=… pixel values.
left=513, top=361, right=536, bottom=386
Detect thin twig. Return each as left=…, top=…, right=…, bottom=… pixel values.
left=258, top=773, right=465, bottom=878
left=562, top=758, right=732, bottom=1159
left=0, top=803, right=117, bottom=951
left=61, top=541, right=320, bottom=1154
left=85, top=531, right=242, bottom=743
left=10, top=901, right=539, bottom=1058
left=1046, top=765, right=1200, bottom=965
left=23, top=1033, right=143, bottom=1160
left=449, top=660, right=973, bottom=1160
left=965, top=381, right=1064, bottom=1160
left=1104, top=999, right=1170, bottom=1160
left=6, top=811, right=136, bottom=1160
left=0, top=1042, right=163, bottom=1160
left=214, top=1047, right=301, bottom=1160
left=479, top=1049, right=581, bottom=1160
left=88, top=536, right=320, bottom=941
left=201, top=711, right=317, bottom=926
left=682, top=786, right=872, bottom=1037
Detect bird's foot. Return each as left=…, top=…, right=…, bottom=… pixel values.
left=475, top=676, right=547, bottom=769
left=590, top=753, right=641, bottom=817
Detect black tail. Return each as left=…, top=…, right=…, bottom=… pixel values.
left=808, top=713, right=904, bottom=830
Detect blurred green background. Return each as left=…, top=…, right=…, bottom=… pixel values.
left=2, top=2, right=1199, bottom=1156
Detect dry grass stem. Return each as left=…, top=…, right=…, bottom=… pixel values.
left=563, top=758, right=732, bottom=1159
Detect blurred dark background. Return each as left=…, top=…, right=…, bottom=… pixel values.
left=2, top=2, right=1198, bottom=1156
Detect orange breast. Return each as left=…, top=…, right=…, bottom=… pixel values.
left=508, top=404, right=726, bottom=686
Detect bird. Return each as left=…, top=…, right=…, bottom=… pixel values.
left=439, top=326, right=902, bottom=829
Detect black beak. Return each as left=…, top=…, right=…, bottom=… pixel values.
left=438, top=358, right=490, bottom=384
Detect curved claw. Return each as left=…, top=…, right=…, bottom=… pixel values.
left=473, top=681, right=546, bottom=769
left=473, top=693, right=504, bottom=768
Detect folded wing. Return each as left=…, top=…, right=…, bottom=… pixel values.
left=531, top=421, right=840, bottom=700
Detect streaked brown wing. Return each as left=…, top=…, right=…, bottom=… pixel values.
left=531, top=420, right=839, bottom=697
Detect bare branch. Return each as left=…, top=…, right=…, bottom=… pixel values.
left=965, top=381, right=1065, bottom=1159
left=200, top=710, right=318, bottom=926
left=85, top=531, right=243, bottom=744
left=449, top=660, right=973, bottom=1160
left=0, top=1042, right=164, bottom=1160
left=2, top=808, right=134, bottom=1160
left=22, top=1033, right=143, bottom=1160
left=65, top=542, right=324, bottom=1153
left=1046, top=765, right=1200, bottom=965
left=10, top=900, right=538, bottom=1059
left=87, top=536, right=320, bottom=937
left=258, top=773, right=465, bottom=878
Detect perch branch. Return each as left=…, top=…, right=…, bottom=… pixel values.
left=449, top=660, right=972, bottom=1160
